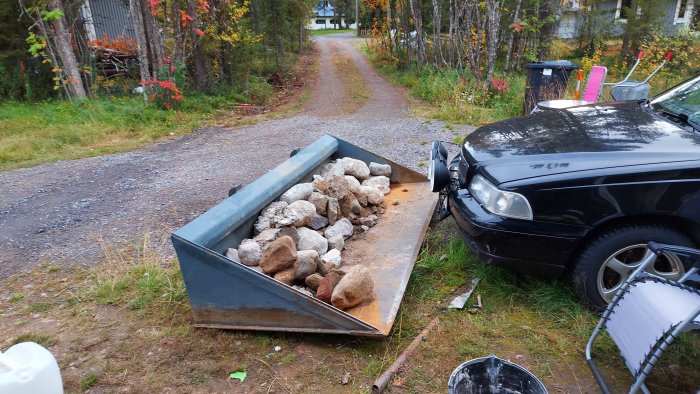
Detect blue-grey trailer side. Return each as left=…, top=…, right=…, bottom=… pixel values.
left=172, top=135, right=436, bottom=336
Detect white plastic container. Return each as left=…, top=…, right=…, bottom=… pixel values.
left=0, top=342, right=63, bottom=394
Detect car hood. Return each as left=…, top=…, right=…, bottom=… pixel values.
left=463, top=101, right=700, bottom=184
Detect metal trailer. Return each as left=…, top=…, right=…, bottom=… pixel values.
left=171, top=135, right=437, bottom=336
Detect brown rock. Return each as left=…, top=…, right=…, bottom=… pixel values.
left=259, top=236, right=297, bottom=274
left=326, top=176, right=350, bottom=199
left=273, top=267, right=295, bottom=285
left=316, top=272, right=342, bottom=304
left=327, top=197, right=339, bottom=225
left=331, top=265, right=374, bottom=309
left=305, top=273, right=323, bottom=290
left=308, top=192, right=329, bottom=215
left=313, top=177, right=330, bottom=194
left=339, top=192, right=361, bottom=217
left=354, top=187, right=368, bottom=207
left=316, top=261, right=331, bottom=276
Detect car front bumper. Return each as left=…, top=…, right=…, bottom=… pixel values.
left=448, top=188, right=589, bottom=277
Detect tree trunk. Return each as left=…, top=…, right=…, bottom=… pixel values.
left=187, top=0, right=207, bottom=91
left=47, top=0, right=87, bottom=98
left=431, top=0, right=444, bottom=66
left=503, top=0, right=521, bottom=72
left=141, top=0, right=165, bottom=75
left=129, top=0, right=152, bottom=91
left=408, top=0, right=426, bottom=65
left=484, top=0, right=500, bottom=82
left=536, top=0, right=559, bottom=59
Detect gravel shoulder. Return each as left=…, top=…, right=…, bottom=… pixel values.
left=0, top=32, right=473, bottom=277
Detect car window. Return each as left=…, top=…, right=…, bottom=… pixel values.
left=651, top=77, right=700, bottom=129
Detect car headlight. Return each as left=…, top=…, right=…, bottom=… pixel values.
left=468, top=175, right=533, bottom=220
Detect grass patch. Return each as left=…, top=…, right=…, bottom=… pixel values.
left=26, top=302, right=51, bottom=313
left=80, top=372, right=100, bottom=390
left=309, top=28, right=354, bottom=36
left=330, top=55, right=370, bottom=113
left=8, top=293, right=24, bottom=302
left=10, top=333, right=55, bottom=347
left=0, top=95, right=236, bottom=170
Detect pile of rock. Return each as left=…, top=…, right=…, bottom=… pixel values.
left=225, top=158, right=393, bottom=310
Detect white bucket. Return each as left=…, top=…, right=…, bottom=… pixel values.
left=0, top=342, right=63, bottom=394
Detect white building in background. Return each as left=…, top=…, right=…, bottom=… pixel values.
left=307, top=1, right=357, bottom=30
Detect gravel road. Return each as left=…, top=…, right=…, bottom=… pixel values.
left=0, top=32, right=473, bottom=277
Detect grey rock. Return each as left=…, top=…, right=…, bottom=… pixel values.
left=254, top=201, right=288, bottom=234
left=309, top=213, right=329, bottom=230
left=327, top=234, right=345, bottom=251
left=278, top=226, right=300, bottom=246
left=320, top=161, right=345, bottom=179
left=308, top=192, right=329, bottom=215
left=324, top=218, right=354, bottom=240
left=293, top=250, right=318, bottom=281
left=361, top=185, right=384, bottom=205
left=327, top=197, right=340, bottom=225
left=254, top=228, right=281, bottom=249
left=341, top=158, right=370, bottom=180
left=369, top=162, right=392, bottom=177
left=297, top=227, right=329, bottom=255
left=278, top=200, right=316, bottom=227
left=359, top=215, right=378, bottom=228
left=279, top=183, right=313, bottom=204
left=238, top=239, right=262, bottom=266
left=321, top=249, right=342, bottom=267
left=225, top=248, right=239, bottom=261
left=362, top=176, right=391, bottom=194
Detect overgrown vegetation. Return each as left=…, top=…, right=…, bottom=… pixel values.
left=361, top=0, right=699, bottom=125
left=2, top=223, right=697, bottom=392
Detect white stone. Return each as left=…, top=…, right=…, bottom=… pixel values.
left=238, top=239, right=262, bottom=266
left=320, top=161, right=345, bottom=179
left=362, top=176, right=391, bottom=194
left=327, top=234, right=345, bottom=251
left=297, top=227, right=329, bottom=255
left=322, top=249, right=342, bottom=267
left=225, top=248, right=239, bottom=261
left=254, top=201, right=288, bottom=234
left=360, top=185, right=384, bottom=205
left=341, top=158, right=371, bottom=180
left=344, top=176, right=362, bottom=194
left=369, top=162, right=392, bottom=177
left=279, top=183, right=314, bottom=204
left=324, top=218, right=354, bottom=240
left=278, top=200, right=316, bottom=227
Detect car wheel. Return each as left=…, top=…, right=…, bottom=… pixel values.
left=572, top=225, right=693, bottom=308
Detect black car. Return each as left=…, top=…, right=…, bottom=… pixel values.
left=430, top=75, right=700, bottom=307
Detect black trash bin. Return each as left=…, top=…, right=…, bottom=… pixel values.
left=447, top=355, right=548, bottom=394
left=523, top=60, right=577, bottom=114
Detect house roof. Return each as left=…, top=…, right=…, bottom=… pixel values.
left=313, top=4, right=335, bottom=17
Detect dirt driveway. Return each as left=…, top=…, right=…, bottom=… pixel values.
left=0, top=32, right=470, bottom=278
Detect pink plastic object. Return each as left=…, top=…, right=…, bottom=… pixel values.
left=582, top=66, right=608, bottom=102
left=665, top=52, right=673, bottom=61
left=637, top=51, right=643, bottom=60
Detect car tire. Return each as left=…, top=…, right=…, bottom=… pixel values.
left=572, top=225, right=693, bottom=308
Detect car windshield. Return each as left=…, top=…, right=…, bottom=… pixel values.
left=650, top=76, right=700, bottom=130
